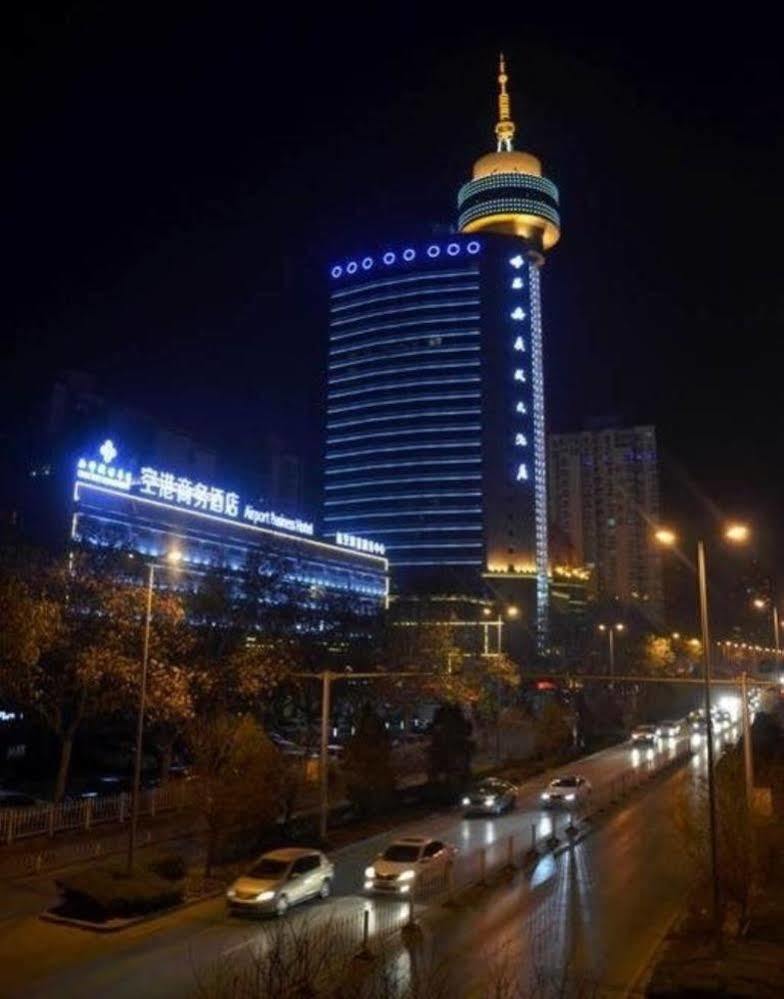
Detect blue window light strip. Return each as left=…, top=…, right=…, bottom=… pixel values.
left=327, top=428, right=482, bottom=447
left=330, top=298, right=481, bottom=328
left=329, top=315, right=481, bottom=343
left=328, top=409, right=481, bottom=430
left=330, top=330, right=479, bottom=357
left=325, top=491, right=482, bottom=506
left=331, top=270, right=478, bottom=299
left=330, top=284, right=479, bottom=314
left=324, top=509, right=482, bottom=521
left=384, top=542, right=484, bottom=550
left=325, top=474, right=481, bottom=490
left=328, top=393, right=480, bottom=416
left=362, top=525, right=482, bottom=535
left=326, top=457, right=481, bottom=474
left=392, top=560, right=483, bottom=567
left=329, top=344, right=480, bottom=372
left=329, top=376, right=481, bottom=400
left=329, top=360, right=480, bottom=385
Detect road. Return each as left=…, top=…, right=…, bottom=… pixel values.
left=0, top=726, right=737, bottom=997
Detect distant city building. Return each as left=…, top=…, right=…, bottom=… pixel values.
left=259, top=432, right=305, bottom=514
left=547, top=425, right=663, bottom=616
left=71, top=438, right=388, bottom=623
left=323, top=57, right=561, bottom=647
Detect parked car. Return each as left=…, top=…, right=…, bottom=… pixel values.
left=364, top=836, right=457, bottom=895
left=0, top=790, right=41, bottom=809
left=631, top=724, right=661, bottom=745
left=540, top=775, right=592, bottom=807
left=461, top=777, right=517, bottom=816
left=659, top=720, right=682, bottom=739
left=226, top=848, right=334, bottom=917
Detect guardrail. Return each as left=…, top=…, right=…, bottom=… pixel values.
left=0, top=780, right=191, bottom=846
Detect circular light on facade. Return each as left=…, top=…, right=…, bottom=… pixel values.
left=402, top=248, right=416, bottom=262
left=466, top=241, right=481, bottom=255
left=346, top=261, right=358, bottom=274
left=330, top=265, right=343, bottom=279
left=446, top=242, right=460, bottom=256
left=382, top=251, right=396, bottom=265
left=361, top=256, right=373, bottom=270
left=426, top=244, right=441, bottom=258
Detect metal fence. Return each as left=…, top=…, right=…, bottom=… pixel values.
left=0, top=780, right=191, bottom=845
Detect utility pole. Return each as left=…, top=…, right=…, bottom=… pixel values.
left=319, top=671, right=332, bottom=842
left=128, top=563, right=155, bottom=875
left=740, top=671, right=754, bottom=813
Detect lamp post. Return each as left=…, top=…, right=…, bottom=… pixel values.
left=597, top=622, right=624, bottom=678
left=127, top=549, right=182, bottom=875
left=753, top=597, right=781, bottom=658
left=655, top=522, right=750, bottom=938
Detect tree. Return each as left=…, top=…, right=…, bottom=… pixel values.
left=533, top=700, right=573, bottom=760
left=187, top=714, right=283, bottom=876
left=342, top=704, right=396, bottom=815
left=428, top=704, right=474, bottom=798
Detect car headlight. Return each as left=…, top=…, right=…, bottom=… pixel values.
left=256, top=890, right=275, bottom=901
left=565, top=793, right=576, bottom=801
left=541, top=792, right=550, bottom=800
left=398, top=869, right=416, bottom=882
left=364, top=881, right=373, bottom=890
left=364, top=866, right=376, bottom=879
left=484, top=796, right=496, bottom=806
left=226, top=889, right=236, bottom=898
left=461, top=796, right=470, bottom=806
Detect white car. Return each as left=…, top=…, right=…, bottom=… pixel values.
left=227, top=848, right=334, bottom=917
left=364, top=836, right=457, bottom=895
left=540, top=775, right=592, bottom=807
left=659, top=720, right=682, bottom=739
left=631, top=724, right=661, bottom=745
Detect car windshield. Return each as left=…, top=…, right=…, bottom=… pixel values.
left=551, top=777, right=578, bottom=788
left=248, top=858, right=289, bottom=878
left=382, top=844, right=421, bottom=862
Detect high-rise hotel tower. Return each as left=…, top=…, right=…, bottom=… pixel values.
left=324, top=58, right=560, bottom=644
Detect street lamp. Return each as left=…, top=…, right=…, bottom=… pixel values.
left=127, top=549, right=182, bottom=874
left=654, top=522, right=750, bottom=936
left=752, top=597, right=781, bottom=657
left=597, top=622, right=624, bottom=677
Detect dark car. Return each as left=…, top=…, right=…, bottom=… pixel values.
left=461, top=778, right=518, bottom=816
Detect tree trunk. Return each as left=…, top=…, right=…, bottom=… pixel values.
left=54, top=730, right=75, bottom=803
left=158, top=738, right=174, bottom=786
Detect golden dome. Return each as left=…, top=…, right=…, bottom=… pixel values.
left=472, top=149, right=542, bottom=180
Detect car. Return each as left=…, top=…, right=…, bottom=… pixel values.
left=269, top=733, right=307, bottom=757
left=226, top=848, right=334, bottom=917
left=659, top=720, right=682, bottom=739
left=631, top=724, right=661, bottom=745
left=540, top=775, right=592, bottom=807
left=364, top=836, right=457, bottom=895
left=0, top=790, right=41, bottom=809
left=691, top=716, right=708, bottom=733
left=461, top=777, right=517, bottom=816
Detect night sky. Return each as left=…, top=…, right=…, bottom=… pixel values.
left=5, top=7, right=783, bottom=578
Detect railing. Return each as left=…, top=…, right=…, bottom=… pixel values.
left=0, top=780, right=191, bottom=845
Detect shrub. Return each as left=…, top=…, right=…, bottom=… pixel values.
left=147, top=854, right=187, bottom=882
left=56, top=865, right=184, bottom=921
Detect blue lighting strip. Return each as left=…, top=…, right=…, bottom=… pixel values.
left=329, top=375, right=481, bottom=400
left=331, top=284, right=479, bottom=314
left=384, top=542, right=484, bottom=550
left=326, top=491, right=482, bottom=506
left=329, top=330, right=479, bottom=356
left=325, top=474, right=481, bottom=490
left=329, top=315, right=480, bottom=343
left=331, top=269, right=478, bottom=299
left=329, top=359, right=480, bottom=384
left=366, top=525, right=482, bottom=534
left=329, top=344, right=480, bottom=371
left=326, top=458, right=481, bottom=474
left=324, top=508, right=482, bottom=521
left=529, top=261, right=549, bottom=651
left=328, top=393, right=480, bottom=416
left=327, top=429, right=482, bottom=447
left=328, top=410, right=481, bottom=430
left=392, top=560, right=483, bottom=567
left=331, top=299, right=481, bottom=328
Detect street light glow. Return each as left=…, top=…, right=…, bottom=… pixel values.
left=506, top=605, right=519, bottom=619
left=166, top=549, right=183, bottom=564
left=654, top=528, right=677, bottom=546
left=724, top=523, right=750, bottom=543
left=753, top=598, right=767, bottom=610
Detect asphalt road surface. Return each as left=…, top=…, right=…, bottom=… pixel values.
left=0, top=726, right=738, bottom=998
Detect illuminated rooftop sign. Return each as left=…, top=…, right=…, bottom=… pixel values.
left=335, top=531, right=386, bottom=556
left=75, top=440, right=314, bottom=538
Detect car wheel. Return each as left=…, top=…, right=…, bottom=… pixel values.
left=276, top=894, right=289, bottom=917
left=319, top=879, right=331, bottom=900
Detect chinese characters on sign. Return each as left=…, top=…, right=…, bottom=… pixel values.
left=139, top=467, right=240, bottom=517
left=336, top=532, right=386, bottom=556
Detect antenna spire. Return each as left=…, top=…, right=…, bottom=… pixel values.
left=495, top=52, right=516, bottom=152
